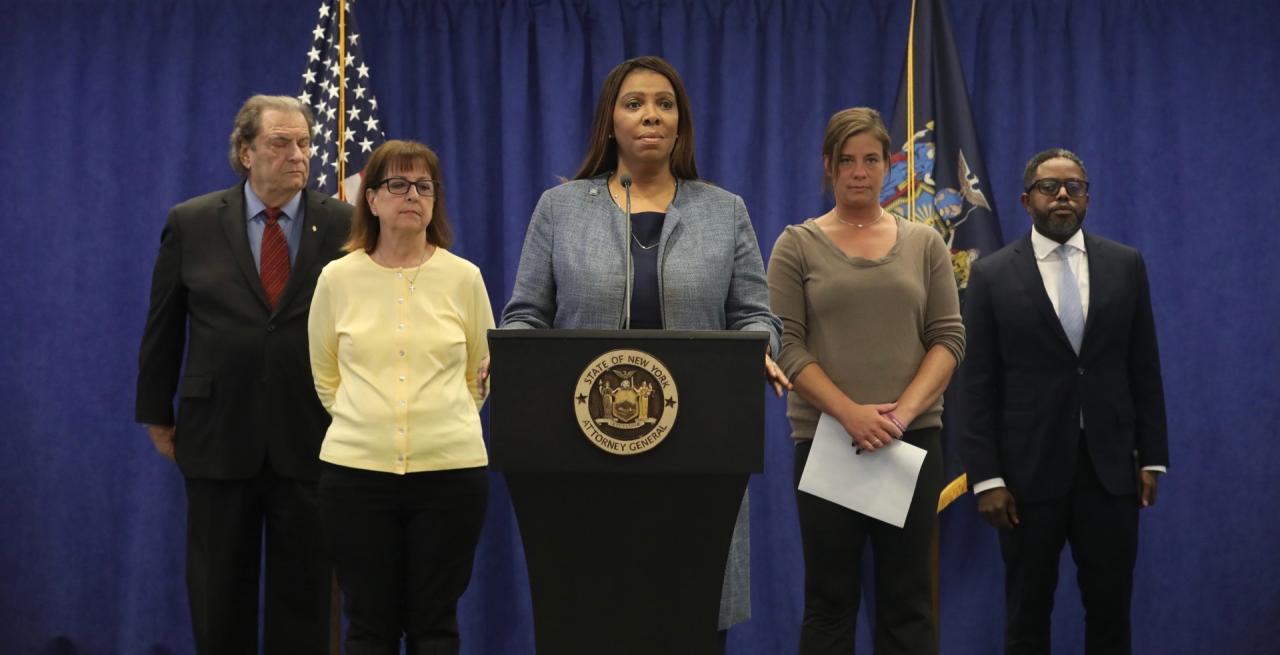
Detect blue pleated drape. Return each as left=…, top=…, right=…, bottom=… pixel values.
left=1, top=1, right=1277, bottom=653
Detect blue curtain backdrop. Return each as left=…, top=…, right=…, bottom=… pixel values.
left=2, top=0, right=1277, bottom=652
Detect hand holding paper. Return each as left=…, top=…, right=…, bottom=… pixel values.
left=798, top=413, right=926, bottom=527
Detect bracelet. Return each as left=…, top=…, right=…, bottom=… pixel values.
left=885, top=411, right=907, bottom=434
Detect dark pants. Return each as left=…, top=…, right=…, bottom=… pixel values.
left=794, top=428, right=942, bottom=655
left=319, top=463, right=489, bottom=655
left=183, top=463, right=331, bottom=655
left=1000, top=436, right=1139, bottom=655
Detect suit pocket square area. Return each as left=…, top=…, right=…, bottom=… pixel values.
left=179, top=376, right=213, bottom=399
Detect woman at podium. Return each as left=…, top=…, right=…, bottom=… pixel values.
left=501, top=56, right=787, bottom=647
left=308, top=140, right=496, bottom=654
left=767, top=107, right=965, bottom=654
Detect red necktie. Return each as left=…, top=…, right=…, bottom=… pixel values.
left=260, top=207, right=291, bottom=310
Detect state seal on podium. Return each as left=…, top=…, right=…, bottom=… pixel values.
left=573, top=349, right=678, bottom=455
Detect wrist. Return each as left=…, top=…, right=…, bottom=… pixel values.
left=891, top=401, right=923, bottom=425
left=832, top=398, right=865, bottom=423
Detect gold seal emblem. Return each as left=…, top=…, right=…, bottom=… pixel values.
left=573, top=349, right=678, bottom=455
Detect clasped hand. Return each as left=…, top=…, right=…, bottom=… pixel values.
left=837, top=402, right=903, bottom=452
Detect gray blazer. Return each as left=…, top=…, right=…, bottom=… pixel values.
left=502, top=175, right=782, bottom=355
left=501, top=175, right=781, bottom=628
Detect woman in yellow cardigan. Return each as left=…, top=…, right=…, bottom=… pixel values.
left=308, top=140, right=495, bottom=655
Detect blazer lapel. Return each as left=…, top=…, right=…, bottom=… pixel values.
left=1010, top=233, right=1075, bottom=353
left=658, top=184, right=684, bottom=253
left=218, top=185, right=272, bottom=311
left=1080, top=231, right=1107, bottom=350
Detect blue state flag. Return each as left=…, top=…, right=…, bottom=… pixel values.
left=880, top=0, right=1004, bottom=511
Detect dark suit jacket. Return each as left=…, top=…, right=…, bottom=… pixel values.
left=136, top=184, right=352, bottom=481
left=958, top=231, right=1168, bottom=503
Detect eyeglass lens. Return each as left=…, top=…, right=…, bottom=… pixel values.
left=1033, top=178, right=1087, bottom=197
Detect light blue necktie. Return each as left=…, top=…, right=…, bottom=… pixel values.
left=1056, top=244, right=1084, bottom=353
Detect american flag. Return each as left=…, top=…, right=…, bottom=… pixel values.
left=297, top=0, right=386, bottom=200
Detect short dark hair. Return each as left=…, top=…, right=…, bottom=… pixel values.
left=228, top=95, right=314, bottom=177
left=820, top=107, right=892, bottom=191
left=573, top=56, right=699, bottom=181
left=1022, top=148, right=1088, bottom=191
left=345, top=140, right=453, bottom=253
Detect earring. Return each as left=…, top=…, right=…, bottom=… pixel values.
left=607, top=134, right=614, bottom=139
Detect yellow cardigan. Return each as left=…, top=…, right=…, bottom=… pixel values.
left=309, top=248, right=494, bottom=474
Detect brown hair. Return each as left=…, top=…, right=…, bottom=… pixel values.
left=820, top=107, right=892, bottom=191
left=573, top=56, right=699, bottom=181
left=344, top=140, right=453, bottom=253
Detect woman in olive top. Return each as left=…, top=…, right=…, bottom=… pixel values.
left=308, top=140, right=495, bottom=655
left=767, top=108, right=964, bottom=655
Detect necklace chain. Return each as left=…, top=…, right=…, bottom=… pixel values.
left=836, top=209, right=887, bottom=229
left=405, top=259, right=424, bottom=289
left=611, top=172, right=670, bottom=251
left=375, top=250, right=428, bottom=290
left=632, top=233, right=659, bottom=250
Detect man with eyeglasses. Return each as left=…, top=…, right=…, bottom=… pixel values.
left=135, top=95, right=352, bottom=653
left=958, top=148, right=1168, bottom=654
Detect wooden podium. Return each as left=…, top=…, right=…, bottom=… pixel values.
left=488, top=330, right=767, bottom=655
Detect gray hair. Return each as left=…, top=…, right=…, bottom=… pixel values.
left=1022, top=148, right=1088, bottom=191
left=227, top=95, right=315, bottom=177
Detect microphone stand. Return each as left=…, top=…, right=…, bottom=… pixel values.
left=620, top=173, right=633, bottom=329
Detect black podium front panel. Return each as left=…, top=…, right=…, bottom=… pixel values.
left=488, top=329, right=767, bottom=474
left=487, top=329, right=769, bottom=654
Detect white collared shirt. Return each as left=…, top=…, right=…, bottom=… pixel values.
left=1030, top=226, right=1089, bottom=322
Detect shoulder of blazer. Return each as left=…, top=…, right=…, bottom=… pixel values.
left=670, top=178, right=737, bottom=212
left=972, top=232, right=1031, bottom=274
left=168, top=184, right=243, bottom=218
left=1083, top=231, right=1141, bottom=263
left=302, top=188, right=354, bottom=224
left=526, top=178, right=600, bottom=226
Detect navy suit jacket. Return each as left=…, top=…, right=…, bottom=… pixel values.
left=958, top=230, right=1168, bottom=502
left=136, top=184, right=352, bottom=480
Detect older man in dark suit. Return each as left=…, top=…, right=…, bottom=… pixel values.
left=136, top=95, right=352, bottom=653
left=958, top=148, right=1168, bottom=654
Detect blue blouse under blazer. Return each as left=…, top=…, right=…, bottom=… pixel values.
left=500, top=174, right=782, bottom=629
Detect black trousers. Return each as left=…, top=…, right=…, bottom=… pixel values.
left=794, top=428, right=942, bottom=655
left=183, top=463, right=331, bottom=655
left=318, top=463, right=489, bottom=655
left=1000, top=436, right=1139, bottom=655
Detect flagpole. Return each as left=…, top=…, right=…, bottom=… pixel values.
left=337, top=0, right=347, bottom=200
left=906, top=0, right=917, bottom=225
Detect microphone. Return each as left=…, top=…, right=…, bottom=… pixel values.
left=620, top=173, right=633, bottom=330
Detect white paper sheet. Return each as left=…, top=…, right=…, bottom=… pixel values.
left=797, top=412, right=927, bottom=528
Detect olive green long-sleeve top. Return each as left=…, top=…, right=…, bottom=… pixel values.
left=767, top=217, right=965, bottom=441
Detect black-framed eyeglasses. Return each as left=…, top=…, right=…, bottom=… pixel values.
left=377, top=177, right=439, bottom=196
left=1027, top=178, right=1089, bottom=198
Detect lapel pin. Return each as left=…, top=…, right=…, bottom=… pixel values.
left=311, top=225, right=317, bottom=232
